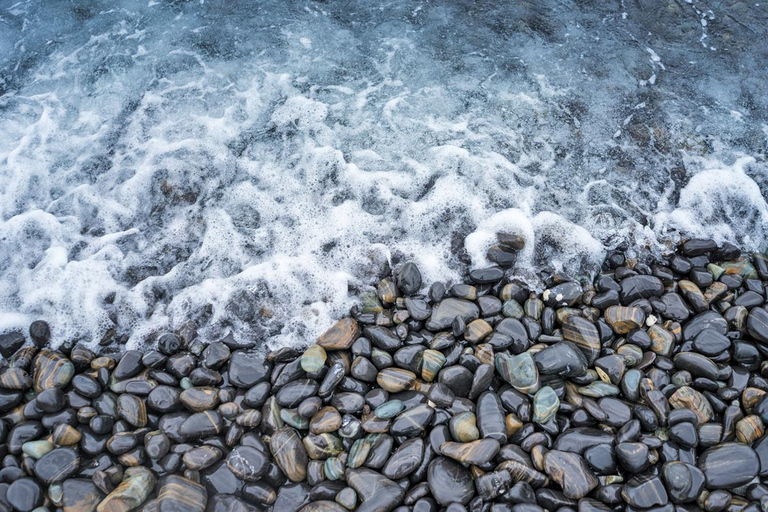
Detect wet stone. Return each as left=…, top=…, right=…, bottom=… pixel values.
left=692, top=330, right=730, bottom=356
left=157, top=475, right=207, bottom=512
left=270, top=427, right=308, bottom=482
left=347, top=468, right=404, bottom=512
left=426, top=298, right=479, bottom=331
left=6, top=478, right=43, bottom=512
left=748, top=307, right=768, bottom=344
left=179, top=411, right=224, bottom=439
left=226, top=445, right=269, bottom=481
left=228, top=350, right=271, bottom=388
left=98, top=466, right=157, bottom=512
left=0, top=331, right=25, bottom=359
left=604, top=306, right=645, bottom=335
left=669, top=386, right=713, bottom=424
left=662, top=461, right=705, bottom=504
left=62, top=478, right=103, bottom=512
left=622, top=474, right=668, bottom=508
left=698, top=443, right=759, bottom=489
left=533, top=386, right=559, bottom=424
left=543, top=450, right=598, bottom=499
left=34, top=447, right=80, bottom=484
left=33, top=349, right=75, bottom=392
left=383, top=438, right=424, bottom=480
left=440, top=438, right=500, bottom=465
left=496, top=352, right=539, bottom=394
left=427, top=457, right=475, bottom=506
left=620, top=275, right=664, bottom=303
left=561, top=316, right=601, bottom=364
left=533, top=341, right=588, bottom=377
left=397, top=262, right=422, bottom=295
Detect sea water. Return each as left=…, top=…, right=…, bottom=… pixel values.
left=0, top=0, right=766, bottom=349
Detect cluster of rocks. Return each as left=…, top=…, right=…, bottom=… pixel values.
left=2, top=238, right=768, bottom=512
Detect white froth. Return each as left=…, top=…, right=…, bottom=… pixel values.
left=655, top=157, right=768, bottom=248
left=0, top=1, right=766, bottom=349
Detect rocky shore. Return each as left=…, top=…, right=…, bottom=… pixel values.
left=2, top=238, right=768, bottom=512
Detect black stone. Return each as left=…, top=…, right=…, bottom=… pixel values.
left=698, top=443, right=759, bottom=489
left=0, top=331, right=24, bottom=359
left=228, top=350, right=271, bottom=388
left=397, top=262, right=422, bottom=295
left=34, top=447, right=80, bottom=484
left=6, top=478, right=42, bottom=512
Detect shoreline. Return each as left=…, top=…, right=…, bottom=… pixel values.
left=1, top=238, right=768, bottom=511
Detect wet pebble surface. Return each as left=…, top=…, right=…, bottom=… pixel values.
left=1, top=241, right=768, bottom=511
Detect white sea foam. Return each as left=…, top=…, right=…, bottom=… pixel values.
left=0, top=1, right=766, bottom=349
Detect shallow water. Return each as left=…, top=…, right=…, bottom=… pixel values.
left=0, top=0, right=767, bottom=348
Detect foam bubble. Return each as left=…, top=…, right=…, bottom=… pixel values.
left=0, top=1, right=766, bottom=349
left=655, top=157, right=768, bottom=249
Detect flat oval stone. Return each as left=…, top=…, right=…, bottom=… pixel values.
left=301, top=345, right=327, bottom=373
left=310, top=406, right=342, bottom=434
left=0, top=367, right=32, bottom=390
left=383, top=438, right=424, bottom=480
left=276, top=380, right=319, bottom=408
left=179, top=411, right=224, bottom=439
left=553, top=428, right=615, bottom=454
left=748, top=307, right=768, bottom=343
left=604, top=306, right=645, bottom=336
left=183, top=446, right=223, bottom=471
left=476, top=391, right=507, bottom=443
left=228, top=350, right=271, bottom=388
left=450, top=411, right=479, bottom=443
left=32, top=349, right=75, bottom=393
left=34, top=447, right=80, bottom=484
left=534, top=341, right=588, bottom=377
left=0, top=331, right=25, bottom=358
left=364, top=326, right=402, bottom=352
left=425, top=298, right=479, bottom=331
left=180, top=387, right=220, bottom=412
left=377, top=368, right=416, bottom=393
left=692, top=330, right=730, bottom=356
left=117, top=394, right=147, bottom=427
left=227, top=445, right=269, bottom=481
left=427, top=457, right=475, bottom=506
left=300, top=502, right=347, bottom=512
left=698, top=443, right=759, bottom=489
left=620, top=275, right=664, bottom=303
left=317, top=318, right=360, bottom=350
left=391, top=404, right=434, bottom=437
left=303, top=432, right=344, bottom=459
left=62, top=479, right=103, bottom=512
left=148, top=385, right=182, bottom=413
left=533, top=386, right=559, bottom=424
left=669, top=386, right=713, bottom=424
left=397, top=262, right=422, bottom=295
left=561, top=316, right=601, bottom=363
left=6, top=478, right=43, bottom=512
left=438, top=365, right=473, bottom=397
left=157, top=475, right=207, bottom=512
left=113, top=350, right=144, bottom=380
left=682, top=311, right=727, bottom=341
left=374, top=400, right=404, bottom=420
left=673, top=352, right=719, bottom=381
left=270, top=427, right=308, bottom=482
